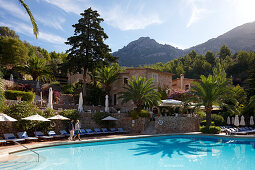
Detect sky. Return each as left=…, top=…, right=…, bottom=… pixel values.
left=1, top=0, right=255, bottom=53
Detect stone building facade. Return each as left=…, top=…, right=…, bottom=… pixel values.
left=110, top=68, right=173, bottom=111
left=171, top=74, right=197, bottom=92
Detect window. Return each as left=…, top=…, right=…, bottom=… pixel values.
left=152, top=74, right=158, bottom=82
left=185, top=84, right=190, bottom=90
left=124, top=77, right=128, bottom=85
left=113, top=94, right=117, bottom=105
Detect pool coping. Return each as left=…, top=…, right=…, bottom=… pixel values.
left=6, top=132, right=255, bottom=155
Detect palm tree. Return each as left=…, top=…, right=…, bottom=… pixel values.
left=188, top=75, right=231, bottom=128
left=18, top=55, right=53, bottom=82
left=118, top=76, right=161, bottom=112
left=18, top=0, right=39, bottom=38
left=96, top=65, right=120, bottom=95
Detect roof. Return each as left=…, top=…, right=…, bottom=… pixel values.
left=123, top=68, right=174, bottom=76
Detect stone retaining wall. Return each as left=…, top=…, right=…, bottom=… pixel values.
left=155, top=116, right=200, bottom=133
left=78, top=113, right=149, bottom=134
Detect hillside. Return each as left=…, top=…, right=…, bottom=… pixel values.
left=113, top=21, right=255, bottom=66
left=112, top=37, right=184, bottom=67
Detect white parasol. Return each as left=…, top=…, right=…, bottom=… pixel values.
left=105, top=95, right=109, bottom=113
left=47, top=87, right=53, bottom=109
left=227, top=116, right=231, bottom=125
left=240, top=115, right=245, bottom=126
left=48, top=115, right=69, bottom=120
left=0, top=113, right=17, bottom=122
left=102, top=116, right=118, bottom=121
left=234, top=115, right=239, bottom=127
left=250, top=116, right=254, bottom=126
left=78, top=92, right=83, bottom=112
left=22, top=114, right=50, bottom=121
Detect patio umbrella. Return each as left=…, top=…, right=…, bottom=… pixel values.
left=0, top=113, right=17, bottom=122
left=102, top=116, right=118, bottom=121
left=105, top=95, right=109, bottom=113
left=250, top=116, right=254, bottom=126
left=10, top=74, right=14, bottom=82
left=232, top=117, right=235, bottom=125
left=36, top=81, right=40, bottom=89
left=234, top=115, right=239, bottom=127
left=78, top=92, right=83, bottom=112
left=227, top=116, right=231, bottom=125
left=22, top=114, right=50, bottom=121
left=159, top=99, right=183, bottom=106
left=48, top=115, right=69, bottom=120
left=47, top=87, right=53, bottom=109
left=240, top=115, right=245, bottom=126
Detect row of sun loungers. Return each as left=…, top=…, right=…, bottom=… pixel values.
left=0, top=128, right=129, bottom=145
left=220, top=126, right=255, bottom=135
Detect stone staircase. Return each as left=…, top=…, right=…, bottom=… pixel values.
left=141, top=121, right=156, bottom=135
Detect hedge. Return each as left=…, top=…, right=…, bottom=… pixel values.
left=200, top=126, right=221, bottom=134
left=4, top=90, right=35, bottom=102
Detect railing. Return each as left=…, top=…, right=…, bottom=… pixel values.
left=14, top=141, right=40, bottom=162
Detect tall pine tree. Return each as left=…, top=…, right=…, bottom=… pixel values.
left=65, top=8, right=117, bottom=97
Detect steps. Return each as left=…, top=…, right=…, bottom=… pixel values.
left=141, top=121, right=156, bottom=135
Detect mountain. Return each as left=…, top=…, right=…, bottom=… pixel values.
left=112, top=37, right=184, bottom=67
left=113, top=21, right=255, bottom=66
left=185, top=21, right=255, bottom=54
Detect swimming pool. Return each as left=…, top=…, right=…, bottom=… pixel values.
left=2, top=135, right=255, bottom=169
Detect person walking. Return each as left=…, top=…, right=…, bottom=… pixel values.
left=73, top=120, right=81, bottom=141
left=68, top=120, right=74, bottom=141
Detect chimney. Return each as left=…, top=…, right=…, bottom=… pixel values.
left=180, top=74, right=184, bottom=90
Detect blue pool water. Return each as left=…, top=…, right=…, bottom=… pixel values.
left=4, top=135, right=255, bottom=170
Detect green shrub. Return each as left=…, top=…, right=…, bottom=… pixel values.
left=200, top=120, right=215, bottom=126
left=211, top=114, right=224, bottom=126
left=130, top=110, right=150, bottom=119
left=62, top=84, right=74, bottom=94
left=4, top=90, right=35, bottom=102
left=60, top=109, right=79, bottom=121
left=92, top=112, right=115, bottom=128
left=200, top=126, right=221, bottom=134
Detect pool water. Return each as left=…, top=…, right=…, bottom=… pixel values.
left=4, top=135, right=255, bottom=170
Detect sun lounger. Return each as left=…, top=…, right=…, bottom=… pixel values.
left=0, top=140, right=6, bottom=146
left=110, top=128, right=121, bottom=133
left=17, top=132, right=38, bottom=141
left=85, top=129, right=95, bottom=135
left=118, top=128, right=129, bottom=133
left=102, top=128, right=114, bottom=134
left=35, top=131, right=53, bottom=140
left=59, top=130, right=70, bottom=137
left=48, top=131, right=65, bottom=139
left=94, top=128, right=105, bottom=134
left=80, top=129, right=87, bottom=135
left=4, top=133, right=25, bottom=143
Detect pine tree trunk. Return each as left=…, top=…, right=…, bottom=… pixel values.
left=82, top=69, right=87, bottom=98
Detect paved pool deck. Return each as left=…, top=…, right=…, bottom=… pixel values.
left=1, top=132, right=255, bottom=162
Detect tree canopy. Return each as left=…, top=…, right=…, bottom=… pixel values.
left=65, top=7, right=117, bottom=96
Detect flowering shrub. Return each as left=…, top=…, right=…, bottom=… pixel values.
left=7, top=84, right=32, bottom=92
left=53, top=91, right=61, bottom=103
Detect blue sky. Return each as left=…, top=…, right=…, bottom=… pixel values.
left=1, top=0, right=255, bottom=53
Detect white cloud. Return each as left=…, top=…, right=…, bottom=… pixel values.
left=36, top=15, right=66, bottom=31
left=102, top=5, right=163, bottom=31
left=43, top=0, right=86, bottom=15
left=0, top=0, right=29, bottom=21
left=43, top=0, right=162, bottom=31
left=0, top=21, right=66, bottom=44
left=185, top=0, right=212, bottom=28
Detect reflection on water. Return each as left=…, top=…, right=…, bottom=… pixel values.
left=1, top=136, right=255, bottom=170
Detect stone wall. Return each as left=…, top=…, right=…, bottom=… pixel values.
left=155, top=116, right=200, bottom=133
left=1, top=79, right=15, bottom=90
left=78, top=113, right=150, bottom=134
